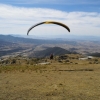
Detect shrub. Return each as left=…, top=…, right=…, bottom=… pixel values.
left=11, top=59, right=16, bottom=64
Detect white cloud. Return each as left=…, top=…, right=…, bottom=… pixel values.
left=0, top=4, right=100, bottom=36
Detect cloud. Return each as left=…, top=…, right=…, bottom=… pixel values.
left=0, top=4, right=100, bottom=36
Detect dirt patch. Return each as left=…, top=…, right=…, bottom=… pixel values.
left=0, top=63, right=100, bottom=100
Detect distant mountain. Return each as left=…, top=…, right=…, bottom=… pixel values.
left=0, top=35, right=78, bottom=45
left=0, top=34, right=100, bottom=58
left=0, top=35, right=44, bottom=44
left=30, top=47, right=77, bottom=58
left=12, top=34, right=100, bottom=41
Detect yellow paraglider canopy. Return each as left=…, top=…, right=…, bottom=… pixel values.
left=27, top=21, right=70, bottom=35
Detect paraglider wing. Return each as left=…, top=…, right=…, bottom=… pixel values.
left=27, top=21, right=70, bottom=35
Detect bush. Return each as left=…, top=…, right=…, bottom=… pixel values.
left=11, top=59, right=16, bottom=64
left=89, top=62, right=92, bottom=64
left=65, top=60, right=69, bottom=62
left=94, top=59, right=98, bottom=62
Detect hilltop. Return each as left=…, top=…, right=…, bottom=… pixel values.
left=29, top=47, right=77, bottom=58
left=0, top=53, right=100, bottom=100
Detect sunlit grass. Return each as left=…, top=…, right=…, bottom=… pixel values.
left=0, top=54, right=100, bottom=73
left=0, top=54, right=100, bottom=100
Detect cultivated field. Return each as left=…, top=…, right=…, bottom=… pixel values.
left=0, top=55, right=100, bottom=100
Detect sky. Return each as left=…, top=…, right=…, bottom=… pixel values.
left=0, top=0, right=100, bottom=37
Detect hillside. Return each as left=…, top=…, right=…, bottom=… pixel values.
left=0, top=40, right=16, bottom=46
left=0, top=53, right=100, bottom=100
left=0, top=35, right=79, bottom=45
left=87, top=53, right=100, bottom=57
left=30, top=47, right=77, bottom=58
left=0, top=35, right=46, bottom=44
left=0, top=34, right=100, bottom=58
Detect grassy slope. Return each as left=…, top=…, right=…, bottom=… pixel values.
left=0, top=56, right=100, bottom=100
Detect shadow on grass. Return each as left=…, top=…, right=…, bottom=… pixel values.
left=43, top=69, right=94, bottom=72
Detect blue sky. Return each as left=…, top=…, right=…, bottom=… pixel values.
left=0, top=0, right=100, bottom=37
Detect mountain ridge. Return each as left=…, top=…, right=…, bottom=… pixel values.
left=30, top=47, right=77, bottom=58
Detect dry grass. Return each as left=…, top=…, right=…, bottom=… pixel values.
left=0, top=55, right=100, bottom=100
